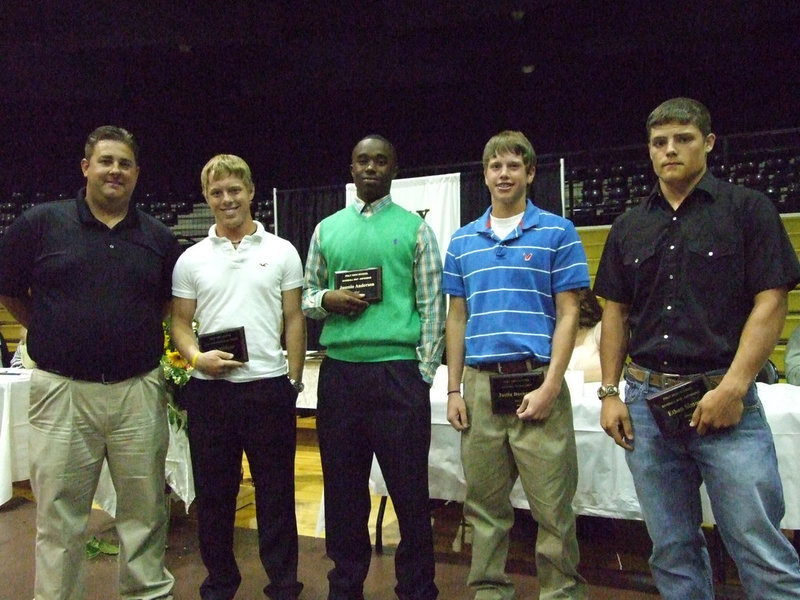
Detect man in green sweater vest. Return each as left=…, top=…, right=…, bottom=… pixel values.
left=303, top=135, right=445, bottom=600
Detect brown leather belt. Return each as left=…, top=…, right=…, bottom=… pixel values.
left=474, top=358, right=548, bottom=374
left=626, top=363, right=724, bottom=389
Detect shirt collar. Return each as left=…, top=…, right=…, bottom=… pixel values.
left=353, top=194, right=392, bottom=216
left=207, top=220, right=265, bottom=243
left=477, top=199, right=540, bottom=237
left=76, top=187, right=138, bottom=230
left=645, top=170, right=716, bottom=211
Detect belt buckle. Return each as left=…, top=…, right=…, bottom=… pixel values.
left=498, top=360, right=529, bottom=375
left=660, top=373, right=684, bottom=388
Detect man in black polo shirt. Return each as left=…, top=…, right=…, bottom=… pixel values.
left=595, top=98, right=800, bottom=599
left=0, top=126, right=180, bottom=599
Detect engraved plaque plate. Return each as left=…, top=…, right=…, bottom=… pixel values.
left=646, top=376, right=710, bottom=436
left=489, top=371, right=545, bottom=414
left=334, top=267, right=382, bottom=302
left=198, top=326, right=249, bottom=363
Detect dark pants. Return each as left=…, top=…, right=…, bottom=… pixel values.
left=317, top=358, right=438, bottom=600
left=185, top=376, right=303, bottom=600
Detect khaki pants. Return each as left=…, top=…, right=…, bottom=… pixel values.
left=461, top=367, right=587, bottom=600
left=29, top=367, right=174, bottom=600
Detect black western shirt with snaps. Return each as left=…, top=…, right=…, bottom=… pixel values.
left=0, top=190, right=182, bottom=382
left=594, top=171, right=800, bottom=375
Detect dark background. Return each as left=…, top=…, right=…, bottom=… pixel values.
left=2, top=1, right=799, bottom=200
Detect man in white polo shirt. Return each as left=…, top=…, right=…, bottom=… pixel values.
left=170, top=154, right=306, bottom=600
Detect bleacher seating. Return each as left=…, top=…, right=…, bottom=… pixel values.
left=565, top=129, right=800, bottom=225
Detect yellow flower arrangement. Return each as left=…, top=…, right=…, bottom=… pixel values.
left=161, top=318, right=194, bottom=431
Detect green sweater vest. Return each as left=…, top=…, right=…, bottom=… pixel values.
left=319, top=203, right=422, bottom=362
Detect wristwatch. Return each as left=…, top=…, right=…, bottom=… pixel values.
left=289, top=378, right=305, bottom=393
left=597, top=384, right=620, bottom=400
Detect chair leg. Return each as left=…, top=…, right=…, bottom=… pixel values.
left=374, top=495, right=388, bottom=555
left=710, top=526, right=727, bottom=583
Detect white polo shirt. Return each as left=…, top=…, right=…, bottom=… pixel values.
left=172, top=221, right=303, bottom=382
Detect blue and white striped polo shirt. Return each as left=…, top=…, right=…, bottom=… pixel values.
left=443, top=200, right=590, bottom=365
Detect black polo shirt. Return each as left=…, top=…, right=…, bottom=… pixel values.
left=0, top=190, right=181, bottom=381
left=595, top=171, right=800, bottom=374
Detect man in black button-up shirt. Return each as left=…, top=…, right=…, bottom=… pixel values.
left=595, top=98, right=800, bottom=599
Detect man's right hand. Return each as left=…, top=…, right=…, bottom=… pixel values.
left=447, top=393, right=469, bottom=431
left=322, top=289, right=369, bottom=316
left=600, top=397, right=634, bottom=450
left=194, top=350, right=243, bottom=378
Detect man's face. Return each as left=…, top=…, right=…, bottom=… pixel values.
left=80, top=140, right=139, bottom=205
left=350, top=138, right=397, bottom=203
left=648, top=123, right=715, bottom=189
left=204, top=174, right=254, bottom=233
left=484, top=151, right=535, bottom=208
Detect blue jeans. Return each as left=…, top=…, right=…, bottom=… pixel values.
left=624, top=375, right=800, bottom=599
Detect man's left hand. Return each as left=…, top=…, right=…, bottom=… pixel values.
left=516, top=383, right=557, bottom=421
left=690, top=387, right=745, bottom=435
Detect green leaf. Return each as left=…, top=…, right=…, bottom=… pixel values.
left=85, top=536, right=119, bottom=558
left=85, top=537, right=101, bottom=558
left=97, top=539, right=120, bottom=555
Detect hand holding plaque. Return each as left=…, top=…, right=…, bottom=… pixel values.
left=198, top=326, right=249, bottom=363
left=489, top=371, right=545, bottom=414
left=646, top=376, right=711, bottom=436
left=334, top=267, right=382, bottom=302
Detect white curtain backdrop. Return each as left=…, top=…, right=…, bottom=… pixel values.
left=346, top=172, right=461, bottom=265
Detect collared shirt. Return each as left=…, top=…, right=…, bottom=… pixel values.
left=172, top=220, right=304, bottom=382
left=443, top=199, right=590, bottom=365
left=0, top=189, right=181, bottom=380
left=595, top=172, right=800, bottom=374
left=303, top=194, right=445, bottom=382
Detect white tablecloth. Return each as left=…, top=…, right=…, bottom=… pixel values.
left=0, top=370, right=33, bottom=505
left=369, top=367, right=800, bottom=528
left=0, top=369, right=194, bottom=513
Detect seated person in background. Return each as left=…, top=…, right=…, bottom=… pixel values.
left=0, top=331, right=11, bottom=368
left=786, top=324, right=800, bottom=385
left=9, top=327, right=29, bottom=368
left=567, top=288, right=603, bottom=382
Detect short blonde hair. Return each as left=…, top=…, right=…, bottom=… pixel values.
left=201, top=154, right=254, bottom=195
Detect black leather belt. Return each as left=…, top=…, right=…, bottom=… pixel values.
left=474, top=358, right=548, bottom=374
left=39, top=366, right=129, bottom=385
left=626, top=363, right=724, bottom=389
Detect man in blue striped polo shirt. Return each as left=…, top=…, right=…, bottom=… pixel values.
left=443, top=130, right=589, bottom=600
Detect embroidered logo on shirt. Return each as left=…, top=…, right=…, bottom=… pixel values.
left=524, top=253, right=532, bottom=261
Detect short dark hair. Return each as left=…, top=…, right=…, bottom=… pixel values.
left=84, top=126, right=139, bottom=163
left=354, top=134, right=397, bottom=163
left=482, top=130, right=537, bottom=172
left=646, top=98, right=712, bottom=139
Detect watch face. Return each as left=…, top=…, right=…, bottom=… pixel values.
left=597, top=385, right=618, bottom=399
